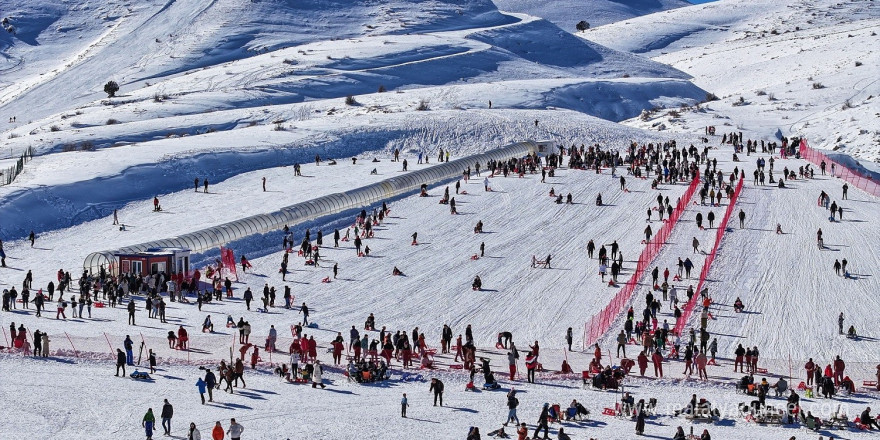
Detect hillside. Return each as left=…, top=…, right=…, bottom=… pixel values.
left=491, top=0, right=691, bottom=32
left=585, top=0, right=880, bottom=162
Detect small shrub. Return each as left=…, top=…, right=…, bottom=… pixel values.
left=841, top=99, right=853, bottom=110
left=80, top=141, right=95, bottom=151
left=104, top=80, right=119, bottom=98
left=50, top=125, right=61, bottom=132
left=153, top=93, right=163, bottom=102
left=106, top=118, right=118, bottom=125
left=377, top=85, right=386, bottom=93
left=666, top=110, right=681, bottom=118
left=767, top=93, right=776, bottom=101
left=705, top=92, right=719, bottom=102
left=273, top=122, right=285, bottom=131
left=855, top=61, right=862, bottom=67
left=622, top=73, right=630, bottom=78
left=732, top=96, right=747, bottom=106
left=812, top=82, right=824, bottom=89
left=345, top=95, right=357, bottom=106
left=7, top=133, right=19, bottom=139
left=62, top=143, right=77, bottom=152
left=756, top=90, right=767, bottom=96
left=770, top=29, right=778, bottom=35
left=248, top=121, right=258, bottom=127
left=416, top=99, right=429, bottom=111
left=576, top=20, right=590, bottom=32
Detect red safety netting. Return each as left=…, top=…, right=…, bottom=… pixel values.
left=673, top=177, right=744, bottom=336
left=220, top=247, right=238, bottom=282
left=583, top=173, right=701, bottom=348
left=799, top=139, right=880, bottom=197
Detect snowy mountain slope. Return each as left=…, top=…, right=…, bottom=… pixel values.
left=1, top=108, right=687, bottom=239
left=492, top=0, right=692, bottom=32
left=587, top=0, right=880, bottom=162
left=0, top=0, right=515, bottom=124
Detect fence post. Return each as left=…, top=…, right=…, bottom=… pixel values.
left=65, top=332, right=79, bottom=357
left=103, top=332, right=114, bottom=355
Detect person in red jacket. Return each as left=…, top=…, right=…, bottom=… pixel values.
left=637, top=351, right=649, bottom=376
left=177, top=326, right=189, bottom=350
left=651, top=350, right=664, bottom=377
left=331, top=340, right=344, bottom=365
left=308, top=336, right=317, bottom=361
left=593, top=343, right=602, bottom=363
left=833, top=356, right=845, bottom=385
left=805, top=358, right=816, bottom=385
left=212, top=421, right=224, bottom=440
left=824, top=364, right=833, bottom=379
left=250, top=347, right=260, bottom=369
left=734, top=344, right=745, bottom=372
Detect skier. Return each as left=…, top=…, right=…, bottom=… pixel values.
left=692, top=237, right=700, bottom=254
left=738, top=209, right=746, bottom=228
left=838, top=312, right=845, bottom=334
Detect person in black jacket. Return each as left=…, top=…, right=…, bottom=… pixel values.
left=533, top=403, right=550, bottom=439
left=205, top=369, right=217, bottom=402
left=161, top=399, right=174, bottom=435
left=116, top=349, right=126, bottom=376
left=429, top=378, right=444, bottom=406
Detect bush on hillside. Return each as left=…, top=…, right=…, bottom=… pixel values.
left=576, top=21, right=590, bottom=32
left=104, top=81, right=119, bottom=98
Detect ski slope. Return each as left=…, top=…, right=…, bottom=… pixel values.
left=0, top=0, right=879, bottom=439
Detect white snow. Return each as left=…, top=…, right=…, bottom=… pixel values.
left=1, top=0, right=879, bottom=438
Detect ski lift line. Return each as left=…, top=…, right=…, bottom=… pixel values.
left=83, top=141, right=538, bottom=274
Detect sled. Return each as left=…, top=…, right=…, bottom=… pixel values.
left=94, top=302, right=105, bottom=308
left=707, top=359, right=717, bottom=366
left=623, top=189, right=630, bottom=193
left=602, top=407, right=617, bottom=416
left=460, top=190, right=468, bottom=195
left=130, top=371, right=152, bottom=380
left=297, top=250, right=304, bottom=256
left=863, top=380, right=877, bottom=390
left=483, top=382, right=501, bottom=390
left=448, top=364, right=464, bottom=370
left=411, top=240, right=418, bottom=246
left=341, top=237, right=349, bottom=242
left=321, top=277, right=330, bottom=283
left=673, top=275, right=682, bottom=281
left=640, top=240, right=646, bottom=244
left=608, top=280, right=617, bottom=287
left=756, top=368, right=768, bottom=374
left=470, top=254, right=479, bottom=261
left=358, top=252, right=365, bottom=257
